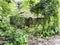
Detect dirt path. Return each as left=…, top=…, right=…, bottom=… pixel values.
left=28, top=35, right=60, bottom=45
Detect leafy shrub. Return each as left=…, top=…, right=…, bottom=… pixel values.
left=10, top=16, right=25, bottom=28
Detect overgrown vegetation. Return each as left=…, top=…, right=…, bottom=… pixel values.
left=0, top=0, right=60, bottom=45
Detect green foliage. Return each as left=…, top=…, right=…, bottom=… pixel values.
left=0, top=0, right=60, bottom=45
left=10, top=15, right=25, bottom=29
left=0, top=0, right=29, bottom=45
left=0, top=0, right=16, bottom=17
left=0, top=23, right=29, bottom=45
left=30, top=0, right=59, bottom=16
left=4, top=43, right=13, bottom=45
left=29, top=0, right=60, bottom=34
left=21, top=0, right=40, bottom=9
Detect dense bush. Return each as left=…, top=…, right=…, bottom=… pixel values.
left=0, top=0, right=60, bottom=45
